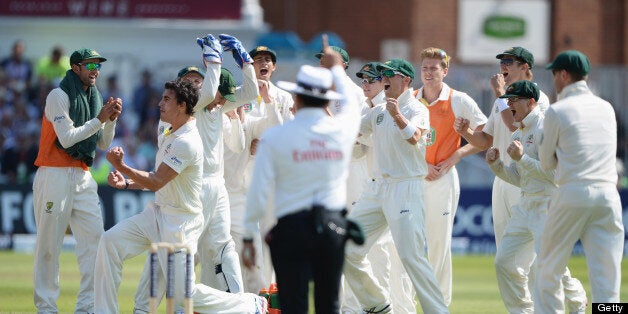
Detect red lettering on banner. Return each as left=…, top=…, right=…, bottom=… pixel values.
left=0, top=0, right=241, bottom=19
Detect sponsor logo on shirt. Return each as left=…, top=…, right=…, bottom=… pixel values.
left=292, top=139, right=343, bottom=162
left=426, top=127, right=436, bottom=146
left=526, top=134, right=534, bottom=144
left=53, top=116, right=65, bottom=122
left=243, top=103, right=253, bottom=113
left=170, top=156, right=183, bottom=166
left=376, top=113, right=384, bottom=125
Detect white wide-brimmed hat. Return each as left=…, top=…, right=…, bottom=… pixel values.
left=277, top=65, right=343, bottom=100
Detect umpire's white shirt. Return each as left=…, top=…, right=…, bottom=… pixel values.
left=360, top=88, right=430, bottom=178
left=244, top=66, right=360, bottom=238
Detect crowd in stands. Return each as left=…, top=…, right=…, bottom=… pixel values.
left=0, top=40, right=161, bottom=184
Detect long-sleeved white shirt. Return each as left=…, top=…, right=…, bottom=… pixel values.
left=360, top=88, right=430, bottom=178
left=45, top=88, right=116, bottom=150
left=489, top=106, right=556, bottom=196
left=539, top=80, right=618, bottom=187
left=244, top=65, right=360, bottom=238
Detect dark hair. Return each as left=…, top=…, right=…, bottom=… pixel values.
left=297, top=93, right=329, bottom=108
left=164, top=80, right=198, bottom=115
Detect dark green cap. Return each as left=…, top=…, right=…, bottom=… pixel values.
left=70, top=48, right=107, bottom=64
left=499, top=80, right=540, bottom=102
left=177, top=66, right=205, bottom=79
left=377, top=58, right=415, bottom=80
left=249, top=46, right=277, bottom=63
left=545, top=50, right=590, bottom=76
left=496, top=46, right=534, bottom=68
left=356, top=62, right=383, bottom=79
left=315, top=46, right=350, bottom=64
left=219, top=68, right=236, bottom=102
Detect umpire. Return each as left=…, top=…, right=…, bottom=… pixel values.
left=241, top=39, right=363, bottom=313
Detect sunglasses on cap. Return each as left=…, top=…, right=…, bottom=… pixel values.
left=499, top=59, right=521, bottom=66
left=361, top=77, right=382, bottom=85
left=382, top=70, right=406, bottom=78
left=79, top=62, right=102, bottom=71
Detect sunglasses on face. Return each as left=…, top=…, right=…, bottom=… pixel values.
left=361, top=77, right=382, bottom=84
left=382, top=70, right=406, bottom=78
left=79, top=62, right=101, bottom=71
left=499, top=59, right=520, bottom=66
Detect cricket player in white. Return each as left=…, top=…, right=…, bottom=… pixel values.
left=486, top=80, right=586, bottom=314
left=32, top=48, right=121, bottom=313
left=224, top=46, right=294, bottom=293
left=341, top=61, right=417, bottom=313
left=223, top=80, right=285, bottom=293
left=537, top=50, right=623, bottom=312
left=343, top=59, right=448, bottom=313
left=455, top=47, right=549, bottom=248
left=94, top=77, right=267, bottom=314
left=132, top=34, right=259, bottom=312
left=416, top=48, right=487, bottom=306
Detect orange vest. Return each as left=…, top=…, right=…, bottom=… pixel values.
left=34, top=117, right=89, bottom=170
left=417, top=89, right=460, bottom=165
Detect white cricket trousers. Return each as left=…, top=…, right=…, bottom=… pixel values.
left=133, top=177, right=244, bottom=311
left=94, top=202, right=260, bottom=314
left=229, top=191, right=269, bottom=293
left=33, top=166, right=103, bottom=314
left=534, top=184, right=624, bottom=313
left=344, top=178, right=448, bottom=313
left=492, top=177, right=521, bottom=246
left=496, top=195, right=586, bottom=313
left=424, top=167, right=460, bottom=306
left=341, top=231, right=416, bottom=314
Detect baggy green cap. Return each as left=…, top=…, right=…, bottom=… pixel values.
left=545, top=50, right=590, bottom=76
left=356, top=62, right=383, bottom=79
left=377, top=58, right=415, bottom=80
left=315, top=46, right=350, bottom=64
left=496, top=46, right=534, bottom=68
left=219, top=68, right=236, bottom=102
left=70, top=48, right=107, bottom=64
left=499, top=80, right=540, bottom=102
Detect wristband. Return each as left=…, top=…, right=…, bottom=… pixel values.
left=124, top=179, right=130, bottom=190
left=400, top=123, right=416, bottom=140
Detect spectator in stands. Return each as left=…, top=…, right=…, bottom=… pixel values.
left=0, top=40, right=32, bottom=101
left=35, top=45, right=71, bottom=87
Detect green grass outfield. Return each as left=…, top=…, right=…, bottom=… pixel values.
left=0, top=251, right=625, bottom=313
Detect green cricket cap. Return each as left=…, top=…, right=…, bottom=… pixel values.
left=70, top=48, right=107, bottom=65
left=356, top=62, right=383, bottom=79
left=377, top=58, right=415, bottom=80
left=545, top=50, right=591, bottom=76
left=177, top=66, right=205, bottom=79
left=496, top=46, right=534, bottom=68
left=499, top=80, right=540, bottom=102
left=315, top=46, right=350, bottom=64
left=219, top=68, right=236, bottom=102
left=249, top=46, right=277, bottom=63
